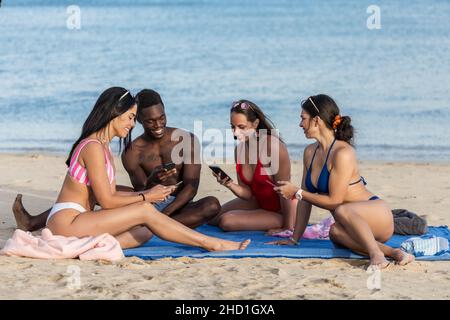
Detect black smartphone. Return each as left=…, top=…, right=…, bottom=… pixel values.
left=163, top=162, right=176, bottom=171
left=209, top=165, right=231, bottom=181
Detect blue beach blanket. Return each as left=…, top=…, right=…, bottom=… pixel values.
left=124, top=225, right=450, bottom=261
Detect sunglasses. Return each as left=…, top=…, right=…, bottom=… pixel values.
left=308, top=97, right=320, bottom=115
left=231, top=101, right=253, bottom=111
left=119, top=90, right=130, bottom=101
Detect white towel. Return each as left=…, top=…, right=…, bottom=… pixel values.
left=400, top=235, right=449, bottom=257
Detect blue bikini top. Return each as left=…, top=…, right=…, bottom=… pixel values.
left=305, top=139, right=366, bottom=194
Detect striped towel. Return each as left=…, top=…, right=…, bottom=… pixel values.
left=400, top=235, right=449, bottom=257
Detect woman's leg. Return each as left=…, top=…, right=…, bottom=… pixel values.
left=208, top=197, right=259, bottom=226
left=217, top=209, right=283, bottom=231
left=48, top=202, right=250, bottom=251
left=331, top=200, right=414, bottom=268
left=329, top=222, right=415, bottom=266
left=115, top=226, right=153, bottom=249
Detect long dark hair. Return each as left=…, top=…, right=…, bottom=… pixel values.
left=65, top=87, right=136, bottom=167
left=301, top=94, right=354, bottom=145
left=230, top=99, right=283, bottom=142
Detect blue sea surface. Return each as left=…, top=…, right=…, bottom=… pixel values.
left=1, top=0, right=449, bottom=161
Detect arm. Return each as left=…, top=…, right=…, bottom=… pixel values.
left=269, top=145, right=313, bottom=244
left=291, top=200, right=313, bottom=242
left=271, top=139, right=296, bottom=230
left=83, top=143, right=145, bottom=209
left=225, top=175, right=254, bottom=200
left=291, top=149, right=313, bottom=241
left=162, top=134, right=200, bottom=216
left=120, top=147, right=177, bottom=203
left=215, top=145, right=253, bottom=200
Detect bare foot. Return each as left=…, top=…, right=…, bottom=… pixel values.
left=210, top=239, right=251, bottom=252
left=392, top=249, right=415, bottom=266
left=367, top=253, right=390, bottom=271
left=12, top=194, right=33, bottom=231
left=238, top=239, right=251, bottom=250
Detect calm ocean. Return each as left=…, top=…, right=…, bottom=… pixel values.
left=1, top=0, right=449, bottom=161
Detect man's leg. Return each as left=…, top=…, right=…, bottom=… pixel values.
left=12, top=194, right=49, bottom=231
left=170, top=196, right=221, bottom=229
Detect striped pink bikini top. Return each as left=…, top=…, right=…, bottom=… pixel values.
left=68, top=139, right=115, bottom=186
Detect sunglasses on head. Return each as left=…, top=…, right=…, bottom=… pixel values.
left=231, top=101, right=253, bottom=111
left=301, top=97, right=320, bottom=116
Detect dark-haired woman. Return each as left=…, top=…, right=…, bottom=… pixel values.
left=270, top=95, right=414, bottom=270
left=35, top=87, right=250, bottom=251
left=209, top=100, right=297, bottom=232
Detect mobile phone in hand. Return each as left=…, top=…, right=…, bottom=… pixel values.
left=175, top=181, right=183, bottom=187
left=163, top=162, right=176, bottom=171
left=209, top=165, right=231, bottom=181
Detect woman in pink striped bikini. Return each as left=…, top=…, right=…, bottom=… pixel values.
left=45, top=87, right=250, bottom=251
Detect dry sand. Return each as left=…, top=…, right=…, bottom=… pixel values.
left=0, top=153, right=449, bottom=299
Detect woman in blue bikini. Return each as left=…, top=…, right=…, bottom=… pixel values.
left=271, top=94, right=415, bottom=270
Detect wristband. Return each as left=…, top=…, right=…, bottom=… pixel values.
left=139, top=193, right=146, bottom=201
left=292, top=188, right=303, bottom=201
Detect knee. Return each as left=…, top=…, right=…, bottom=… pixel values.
left=333, top=205, right=351, bottom=223
left=137, top=201, right=157, bottom=215
left=218, top=213, right=237, bottom=232
left=202, top=197, right=221, bottom=217
left=328, top=223, right=340, bottom=241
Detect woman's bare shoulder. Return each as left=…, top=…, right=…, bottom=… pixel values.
left=332, top=142, right=357, bottom=165
left=78, top=140, right=105, bottom=162
left=303, top=142, right=318, bottom=158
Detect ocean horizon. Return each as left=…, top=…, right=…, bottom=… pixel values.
left=1, top=0, right=449, bottom=162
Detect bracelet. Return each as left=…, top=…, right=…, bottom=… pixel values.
left=139, top=193, right=146, bottom=201
left=291, top=188, right=303, bottom=201
left=289, top=237, right=300, bottom=245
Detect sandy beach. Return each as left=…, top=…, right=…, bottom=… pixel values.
left=0, top=153, right=449, bottom=300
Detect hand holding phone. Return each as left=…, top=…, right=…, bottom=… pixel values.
left=166, top=181, right=183, bottom=194
left=163, top=162, right=176, bottom=171
left=209, top=165, right=231, bottom=181
left=148, top=163, right=177, bottom=183
left=209, top=165, right=233, bottom=189
left=144, top=184, right=174, bottom=203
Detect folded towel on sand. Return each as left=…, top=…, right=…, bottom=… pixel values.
left=271, top=217, right=335, bottom=239
left=0, top=228, right=124, bottom=261
left=400, top=235, right=449, bottom=257
left=392, top=209, right=428, bottom=235
left=273, top=209, right=428, bottom=240
left=303, top=217, right=335, bottom=239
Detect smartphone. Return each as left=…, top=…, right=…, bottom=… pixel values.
left=163, top=162, right=176, bottom=171
left=209, top=165, right=231, bottom=181
left=168, top=181, right=183, bottom=194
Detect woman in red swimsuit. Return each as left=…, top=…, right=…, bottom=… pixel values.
left=209, top=100, right=297, bottom=232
